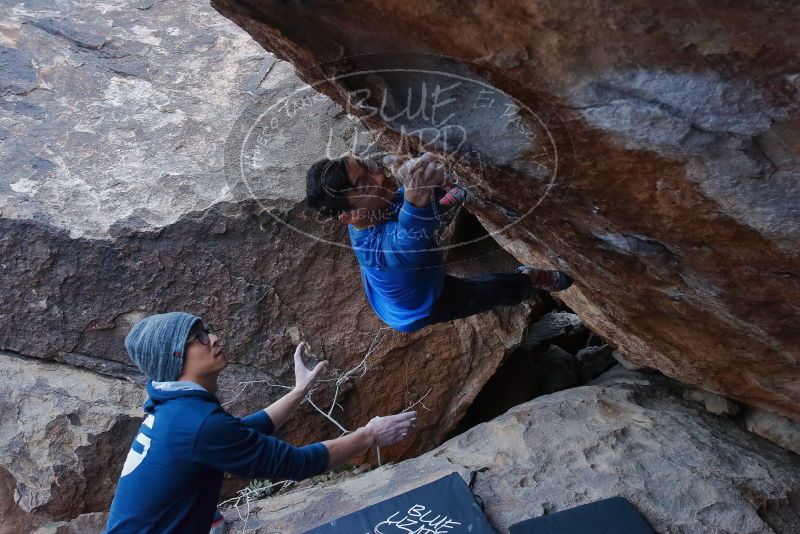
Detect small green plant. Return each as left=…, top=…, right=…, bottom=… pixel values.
left=312, top=472, right=335, bottom=484
left=245, top=479, right=277, bottom=500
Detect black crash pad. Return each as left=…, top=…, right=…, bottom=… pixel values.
left=305, top=472, right=494, bottom=533
left=509, top=496, right=653, bottom=534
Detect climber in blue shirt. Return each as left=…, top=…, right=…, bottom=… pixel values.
left=105, top=312, right=417, bottom=533
left=306, top=152, right=573, bottom=333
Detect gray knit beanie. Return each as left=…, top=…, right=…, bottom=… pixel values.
left=124, top=312, right=201, bottom=382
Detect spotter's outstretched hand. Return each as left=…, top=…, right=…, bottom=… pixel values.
left=293, top=342, right=328, bottom=395
left=363, top=411, right=418, bottom=447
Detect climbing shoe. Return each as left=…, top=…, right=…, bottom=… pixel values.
left=438, top=186, right=466, bottom=208
left=516, top=265, right=573, bottom=292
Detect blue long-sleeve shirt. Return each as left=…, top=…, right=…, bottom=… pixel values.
left=105, top=382, right=329, bottom=533
left=349, top=188, right=445, bottom=332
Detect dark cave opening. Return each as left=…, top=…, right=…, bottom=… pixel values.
left=443, top=208, right=618, bottom=440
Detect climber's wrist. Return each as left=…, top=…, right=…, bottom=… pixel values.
left=355, top=425, right=376, bottom=448
left=404, top=188, right=431, bottom=208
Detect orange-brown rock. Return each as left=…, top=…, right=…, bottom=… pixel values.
left=212, top=0, right=800, bottom=419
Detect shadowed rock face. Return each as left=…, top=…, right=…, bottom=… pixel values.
left=211, top=0, right=800, bottom=418
left=0, top=200, right=533, bottom=459
left=224, top=369, right=800, bottom=533
left=0, top=200, right=534, bottom=526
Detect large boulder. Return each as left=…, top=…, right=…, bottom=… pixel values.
left=0, top=0, right=532, bottom=493
left=0, top=0, right=271, bottom=237
left=225, top=369, right=800, bottom=534
left=0, top=353, right=144, bottom=532
left=210, top=0, right=800, bottom=420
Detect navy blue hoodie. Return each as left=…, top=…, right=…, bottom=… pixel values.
left=105, top=382, right=329, bottom=533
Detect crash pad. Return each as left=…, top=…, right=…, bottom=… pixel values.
left=509, top=496, right=653, bottom=534
left=305, top=471, right=494, bottom=533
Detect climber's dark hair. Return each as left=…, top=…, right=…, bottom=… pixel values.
left=306, top=157, right=352, bottom=216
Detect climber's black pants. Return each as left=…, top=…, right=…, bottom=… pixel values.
left=425, top=272, right=532, bottom=326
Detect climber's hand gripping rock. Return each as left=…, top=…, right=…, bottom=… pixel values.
left=384, top=153, right=448, bottom=208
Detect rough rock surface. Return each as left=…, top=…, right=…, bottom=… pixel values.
left=575, top=344, right=617, bottom=382
left=0, top=0, right=534, bottom=527
left=0, top=198, right=533, bottom=457
left=612, top=349, right=649, bottom=371
left=683, top=386, right=742, bottom=417
left=35, top=512, right=110, bottom=534
left=0, top=353, right=144, bottom=532
left=0, top=0, right=532, bottom=452
left=1, top=204, right=533, bottom=526
left=226, top=369, right=800, bottom=534
left=1, top=0, right=276, bottom=237
left=522, top=311, right=588, bottom=352
left=744, top=407, right=800, bottom=456
left=211, top=0, right=800, bottom=419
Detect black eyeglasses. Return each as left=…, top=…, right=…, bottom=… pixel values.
left=188, top=323, right=215, bottom=345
